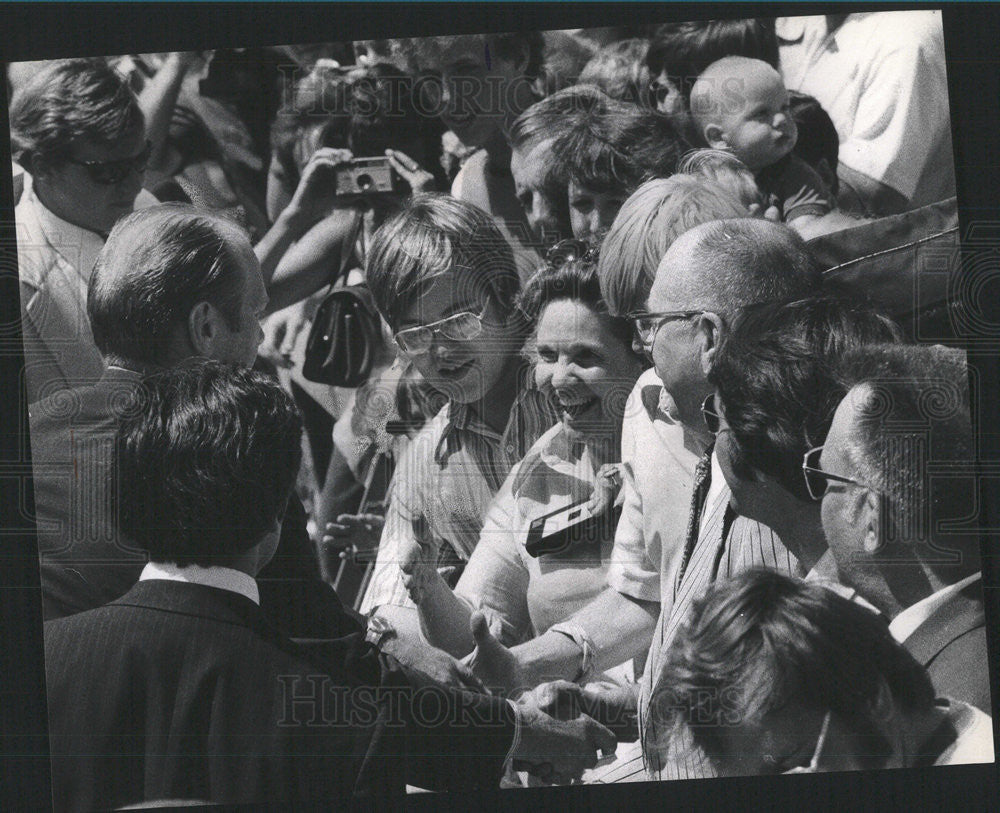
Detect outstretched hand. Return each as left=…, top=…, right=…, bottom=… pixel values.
left=463, top=611, right=527, bottom=697
left=322, top=513, right=384, bottom=563
left=398, top=537, right=441, bottom=605
left=512, top=700, right=617, bottom=785
left=287, top=147, right=355, bottom=223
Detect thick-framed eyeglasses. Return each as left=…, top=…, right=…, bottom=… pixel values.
left=782, top=710, right=832, bottom=775
left=544, top=238, right=599, bottom=269
left=66, top=140, right=152, bottom=186
left=626, top=309, right=704, bottom=347
left=802, top=445, right=878, bottom=501
left=394, top=303, right=489, bottom=356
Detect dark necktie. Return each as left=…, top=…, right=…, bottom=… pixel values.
left=676, top=447, right=714, bottom=588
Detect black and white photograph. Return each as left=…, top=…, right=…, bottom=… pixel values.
left=2, top=5, right=998, bottom=810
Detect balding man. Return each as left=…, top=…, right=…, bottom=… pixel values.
left=28, top=204, right=347, bottom=638
left=815, top=343, right=990, bottom=714
left=468, top=218, right=822, bottom=780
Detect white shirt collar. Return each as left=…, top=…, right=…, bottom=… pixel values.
left=888, top=571, right=981, bottom=644
left=139, top=561, right=260, bottom=605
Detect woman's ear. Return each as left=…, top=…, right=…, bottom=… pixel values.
left=697, top=312, right=725, bottom=375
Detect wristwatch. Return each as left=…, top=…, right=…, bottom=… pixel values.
left=365, top=613, right=396, bottom=649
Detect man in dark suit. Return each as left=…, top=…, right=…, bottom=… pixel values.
left=30, top=203, right=389, bottom=641
left=44, top=363, right=615, bottom=810
left=817, top=343, right=991, bottom=713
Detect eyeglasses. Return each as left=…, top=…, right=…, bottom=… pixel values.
left=394, top=303, right=489, bottom=356
left=544, top=238, right=599, bottom=269
left=802, top=445, right=878, bottom=501
left=625, top=309, right=704, bottom=347
left=66, top=140, right=152, bottom=186
left=702, top=393, right=722, bottom=435
left=782, top=710, right=831, bottom=775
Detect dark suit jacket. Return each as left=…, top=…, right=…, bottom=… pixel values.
left=901, top=577, right=992, bottom=715
left=45, top=579, right=516, bottom=811
left=29, top=367, right=358, bottom=638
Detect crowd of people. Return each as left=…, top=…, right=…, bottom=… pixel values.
left=11, top=12, right=993, bottom=810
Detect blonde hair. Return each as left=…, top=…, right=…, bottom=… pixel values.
left=596, top=175, right=747, bottom=315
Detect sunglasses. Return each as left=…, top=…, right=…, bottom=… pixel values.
left=801, top=445, right=878, bottom=501
left=66, top=140, right=152, bottom=186
left=625, top=309, right=704, bottom=347
left=782, top=710, right=831, bottom=775
left=394, top=303, right=489, bottom=356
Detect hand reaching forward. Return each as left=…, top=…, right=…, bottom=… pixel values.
left=512, top=700, right=617, bottom=785
left=398, top=537, right=441, bottom=605
left=523, top=679, right=639, bottom=743
left=463, top=611, right=527, bottom=697
left=322, top=513, right=384, bottom=564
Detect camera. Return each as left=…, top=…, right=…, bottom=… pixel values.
left=334, top=156, right=404, bottom=198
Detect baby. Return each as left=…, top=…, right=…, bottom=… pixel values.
left=690, top=56, right=831, bottom=224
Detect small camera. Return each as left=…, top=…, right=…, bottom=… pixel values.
left=334, top=156, right=403, bottom=198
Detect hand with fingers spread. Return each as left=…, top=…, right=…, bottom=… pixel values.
left=511, top=699, right=617, bottom=785
left=287, top=147, right=355, bottom=223
left=384, top=149, right=436, bottom=194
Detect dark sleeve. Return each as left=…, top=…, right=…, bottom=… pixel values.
left=375, top=657, right=516, bottom=793
left=257, top=495, right=366, bottom=639
left=760, top=154, right=832, bottom=221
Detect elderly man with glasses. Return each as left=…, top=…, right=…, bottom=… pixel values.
left=812, top=342, right=991, bottom=715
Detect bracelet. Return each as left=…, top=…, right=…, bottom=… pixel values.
left=548, top=621, right=596, bottom=684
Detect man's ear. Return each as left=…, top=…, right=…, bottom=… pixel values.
left=187, top=301, right=221, bottom=358
left=697, top=312, right=725, bottom=375
left=859, top=489, right=882, bottom=555
left=704, top=124, right=728, bottom=151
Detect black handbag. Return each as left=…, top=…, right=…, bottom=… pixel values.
left=301, top=211, right=383, bottom=388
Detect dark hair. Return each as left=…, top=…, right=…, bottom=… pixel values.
left=649, top=568, right=936, bottom=768
left=550, top=87, right=682, bottom=195
left=409, top=31, right=546, bottom=82
left=114, top=362, right=303, bottom=567
left=709, top=296, right=903, bottom=501
left=365, top=193, right=521, bottom=333
left=518, top=252, right=635, bottom=353
left=836, top=344, right=973, bottom=557
left=9, top=57, right=144, bottom=169
left=646, top=18, right=779, bottom=105
left=579, top=38, right=651, bottom=104
left=271, top=62, right=443, bottom=192
left=789, top=91, right=840, bottom=197
left=676, top=219, right=822, bottom=320
left=88, top=204, right=250, bottom=368
left=535, top=30, right=599, bottom=96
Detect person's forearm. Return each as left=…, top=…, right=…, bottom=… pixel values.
left=836, top=163, right=909, bottom=218
left=511, top=587, right=659, bottom=686
left=256, top=206, right=320, bottom=311
left=415, top=576, right=476, bottom=657
left=137, top=54, right=190, bottom=172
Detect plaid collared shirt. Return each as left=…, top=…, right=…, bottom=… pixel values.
left=359, top=368, right=557, bottom=614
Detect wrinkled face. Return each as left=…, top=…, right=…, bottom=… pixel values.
left=510, top=139, right=570, bottom=246
left=212, top=235, right=268, bottom=367
left=37, top=124, right=146, bottom=235
left=533, top=298, right=641, bottom=439
left=420, top=39, right=525, bottom=148
left=714, top=69, right=796, bottom=171
left=394, top=277, right=512, bottom=405
left=819, top=391, right=881, bottom=594
left=645, top=237, right=711, bottom=417
left=568, top=180, right=626, bottom=245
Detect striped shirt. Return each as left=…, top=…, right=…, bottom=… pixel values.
left=359, top=372, right=556, bottom=614
left=629, top=448, right=803, bottom=782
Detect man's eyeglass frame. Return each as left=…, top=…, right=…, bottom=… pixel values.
left=626, top=309, right=705, bottom=347
left=66, top=139, right=152, bottom=186
left=801, top=445, right=879, bottom=502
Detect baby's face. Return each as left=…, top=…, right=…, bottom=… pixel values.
left=715, top=72, right=797, bottom=171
